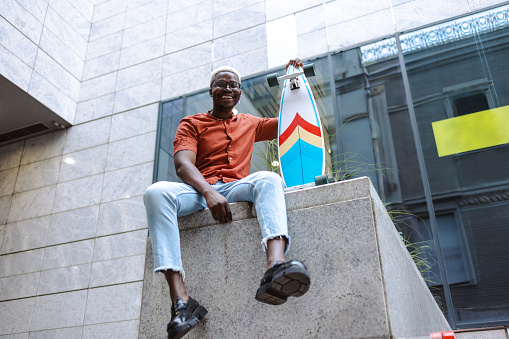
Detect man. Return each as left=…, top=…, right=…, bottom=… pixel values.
left=144, top=59, right=311, bottom=339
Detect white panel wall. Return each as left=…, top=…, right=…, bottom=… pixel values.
left=0, top=0, right=505, bottom=337
left=0, top=0, right=92, bottom=123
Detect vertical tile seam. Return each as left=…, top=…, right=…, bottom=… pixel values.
left=56, top=0, right=94, bottom=26
left=467, top=0, right=472, bottom=12
left=321, top=0, right=330, bottom=51
left=36, top=29, right=86, bottom=88
left=3, top=141, right=23, bottom=226
left=26, top=0, right=50, bottom=96
left=47, top=1, right=92, bottom=42
left=94, top=107, right=113, bottom=308
left=28, top=275, right=40, bottom=333
left=263, top=0, right=267, bottom=68
left=109, top=5, right=125, bottom=124
left=89, top=0, right=97, bottom=24
left=83, top=154, right=102, bottom=329
left=137, top=241, right=151, bottom=337
left=83, top=0, right=98, bottom=117
left=90, top=0, right=128, bottom=25
left=139, top=2, right=170, bottom=330
left=82, top=49, right=122, bottom=83
left=387, top=0, right=397, bottom=33
left=13, top=154, right=63, bottom=193
left=37, top=18, right=86, bottom=67
left=211, top=0, right=215, bottom=67
left=159, top=0, right=170, bottom=102
left=37, top=128, right=67, bottom=305
left=7, top=181, right=60, bottom=225
left=41, top=6, right=89, bottom=62
left=140, top=0, right=168, bottom=317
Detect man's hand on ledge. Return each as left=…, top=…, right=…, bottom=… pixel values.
left=203, top=189, right=232, bottom=224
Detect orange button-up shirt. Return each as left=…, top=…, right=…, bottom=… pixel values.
left=173, top=111, right=278, bottom=184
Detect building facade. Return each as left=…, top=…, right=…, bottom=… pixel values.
left=0, top=0, right=508, bottom=337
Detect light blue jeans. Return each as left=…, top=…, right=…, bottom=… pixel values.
left=143, top=171, right=289, bottom=278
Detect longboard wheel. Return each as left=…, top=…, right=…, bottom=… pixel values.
left=314, top=174, right=329, bottom=186
left=267, top=73, right=279, bottom=87
left=303, top=64, right=315, bottom=78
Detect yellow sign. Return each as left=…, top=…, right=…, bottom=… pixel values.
left=432, top=105, right=509, bottom=157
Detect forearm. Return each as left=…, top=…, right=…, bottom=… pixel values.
left=176, top=162, right=215, bottom=197
left=175, top=156, right=232, bottom=223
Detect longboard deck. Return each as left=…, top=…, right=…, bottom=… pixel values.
left=278, top=65, right=325, bottom=188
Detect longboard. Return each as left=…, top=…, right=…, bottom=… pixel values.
left=268, top=64, right=326, bottom=188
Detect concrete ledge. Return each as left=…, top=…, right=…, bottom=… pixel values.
left=139, top=177, right=451, bottom=338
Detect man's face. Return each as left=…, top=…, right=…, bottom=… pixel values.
left=209, top=71, right=241, bottom=110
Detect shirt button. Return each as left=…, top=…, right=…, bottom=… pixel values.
left=229, top=157, right=232, bottom=160
left=229, top=145, right=231, bottom=147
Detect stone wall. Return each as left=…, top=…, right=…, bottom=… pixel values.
left=140, top=177, right=451, bottom=338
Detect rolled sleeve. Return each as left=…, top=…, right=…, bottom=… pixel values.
left=173, top=118, right=199, bottom=156
left=255, top=117, right=278, bottom=142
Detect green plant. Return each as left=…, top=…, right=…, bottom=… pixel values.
left=399, top=233, right=437, bottom=285
left=388, top=207, right=438, bottom=286
left=251, top=139, right=280, bottom=175
left=325, top=151, right=390, bottom=183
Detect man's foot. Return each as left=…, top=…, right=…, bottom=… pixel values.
left=255, top=260, right=310, bottom=305
left=167, top=297, right=208, bottom=339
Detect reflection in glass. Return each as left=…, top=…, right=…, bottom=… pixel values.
left=403, top=6, right=509, bottom=327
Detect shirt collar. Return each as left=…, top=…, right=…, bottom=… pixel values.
left=207, top=110, right=238, bottom=121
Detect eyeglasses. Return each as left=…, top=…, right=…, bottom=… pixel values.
left=213, top=81, right=241, bottom=90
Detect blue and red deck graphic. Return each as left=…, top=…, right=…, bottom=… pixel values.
left=279, top=113, right=323, bottom=187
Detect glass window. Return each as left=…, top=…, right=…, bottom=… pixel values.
left=410, top=213, right=474, bottom=287
left=402, top=5, right=509, bottom=328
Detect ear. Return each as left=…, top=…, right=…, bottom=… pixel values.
left=236, top=91, right=242, bottom=106
left=209, top=88, right=212, bottom=97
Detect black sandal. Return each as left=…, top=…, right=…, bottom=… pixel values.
left=255, top=260, right=310, bottom=305
left=167, top=297, right=208, bottom=339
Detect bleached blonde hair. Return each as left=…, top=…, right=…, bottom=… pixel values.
left=210, top=66, right=241, bottom=88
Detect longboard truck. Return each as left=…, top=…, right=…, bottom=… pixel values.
left=267, top=64, right=316, bottom=89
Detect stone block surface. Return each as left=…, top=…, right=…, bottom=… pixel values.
left=140, top=177, right=451, bottom=338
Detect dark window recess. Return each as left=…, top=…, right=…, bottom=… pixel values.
left=418, top=214, right=472, bottom=287
left=0, top=123, right=49, bottom=143
left=453, top=93, right=489, bottom=116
